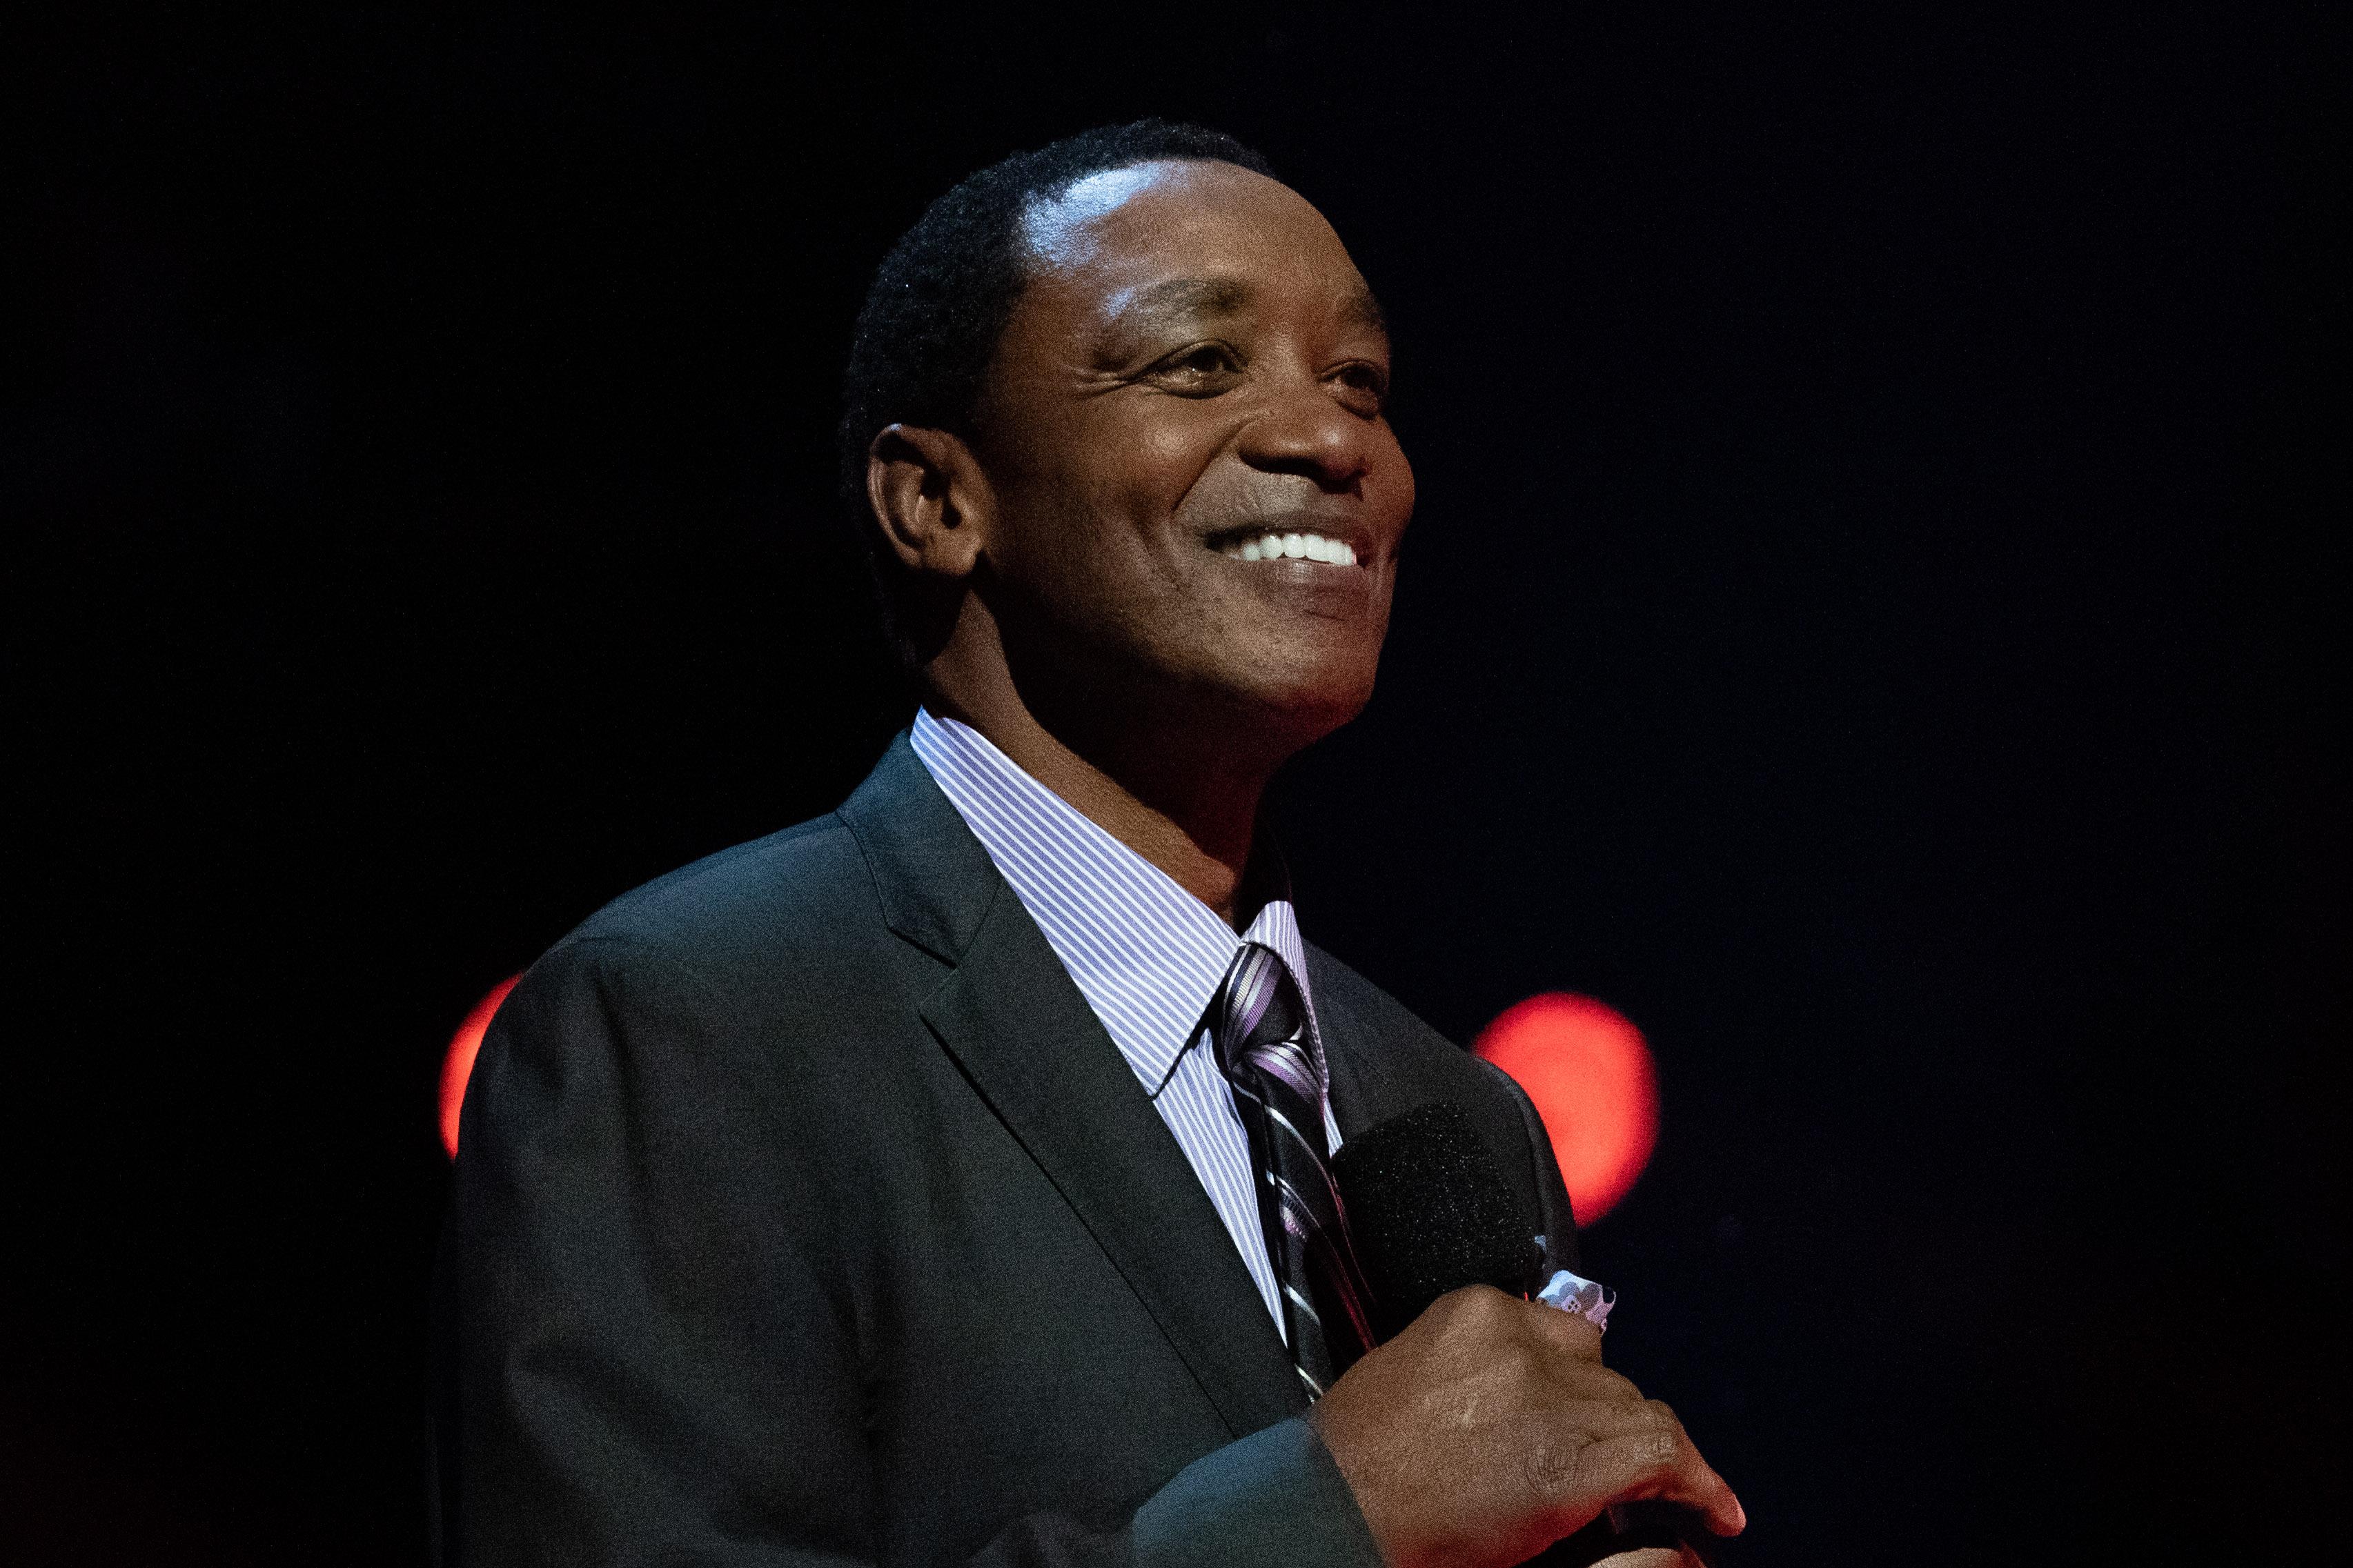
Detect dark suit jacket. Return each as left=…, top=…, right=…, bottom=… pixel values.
left=435, top=735, right=1579, bottom=1567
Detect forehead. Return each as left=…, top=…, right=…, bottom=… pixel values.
left=1016, top=159, right=1372, bottom=326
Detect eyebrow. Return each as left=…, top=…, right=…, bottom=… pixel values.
left=1114, top=276, right=1391, bottom=338
left=1119, top=277, right=1252, bottom=326
left=1337, top=284, right=1388, bottom=337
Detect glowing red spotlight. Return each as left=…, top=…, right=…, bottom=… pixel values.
left=439, top=975, right=520, bottom=1159
left=1473, top=993, right=1659, bottom=1225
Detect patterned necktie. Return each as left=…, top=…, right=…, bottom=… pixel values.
left=1209, top=942, right=1375, bottom=1399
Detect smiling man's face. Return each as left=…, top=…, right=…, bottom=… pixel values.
left=966, top=158, right=1415, bottom=755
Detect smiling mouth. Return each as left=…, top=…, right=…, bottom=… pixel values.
left=1210, top=528, right=1362, bottom=568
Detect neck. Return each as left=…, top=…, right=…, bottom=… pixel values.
left=922, top=655, right=1278, bottom=928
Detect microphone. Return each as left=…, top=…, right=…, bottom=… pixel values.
left=1332, top=1102, right=1717, bottom=1566
left=1330, top=1102, right=1546, bottom=1338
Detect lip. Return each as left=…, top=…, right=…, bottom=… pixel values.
left=1201, top=530, right=1379, bottom=622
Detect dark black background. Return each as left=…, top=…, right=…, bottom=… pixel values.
left=9, top=5, right=2344, bottom=1564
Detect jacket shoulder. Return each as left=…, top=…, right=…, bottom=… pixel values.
left=564, top=813, right=874, bottom=966
left=510, top=812, right=927, bottom=1043
left=481, top=806, right=944, bottom=1124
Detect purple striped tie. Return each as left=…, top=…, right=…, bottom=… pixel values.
left=1210, top=942, right=1375, bottom=1399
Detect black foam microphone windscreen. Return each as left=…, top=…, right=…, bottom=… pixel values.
left=1331, top=1101, right=1543, bottom=1341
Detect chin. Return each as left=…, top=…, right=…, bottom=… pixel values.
left=1212, top=657, right=1378, bottom=752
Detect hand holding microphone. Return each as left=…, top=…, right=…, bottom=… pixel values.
left=1309, top=1284, right=1742, bottom=1568
left=1306, top=1105, right=1744, bottom=1568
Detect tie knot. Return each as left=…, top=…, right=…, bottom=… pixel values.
left=1210, top=942, right=1309, bottom=1077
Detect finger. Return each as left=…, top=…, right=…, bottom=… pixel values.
left=1517, top=1318, right=1644, bottom=1405
left=1517, top=1293, right=1607, bottom=1364
left=1548, top=1424, right=1746, bottom=1538
left=1542, top=1358, right=1646, bottom=1407
left=1545, top=1397, right=1685, bottom=1444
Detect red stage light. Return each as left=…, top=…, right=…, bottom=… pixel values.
left=1472, top=993, right=1659, bottom=1225
left=439, top=975, right=520, bottom=1159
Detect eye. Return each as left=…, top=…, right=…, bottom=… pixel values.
left=1148, top=343, right=1244, bottom=395
left=1329, top=359, right=1390, bottom=416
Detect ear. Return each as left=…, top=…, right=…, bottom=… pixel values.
left=865, top=424, right=991, bottom=579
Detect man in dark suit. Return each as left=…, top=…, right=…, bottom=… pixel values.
left=436, top=121, right=1742, bottom=1567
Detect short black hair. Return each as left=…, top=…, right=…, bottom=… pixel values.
left=836, top=119, right=1276, bottom=530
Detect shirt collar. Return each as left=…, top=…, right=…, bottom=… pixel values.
left=907, top=708, right=1323, bottom=1095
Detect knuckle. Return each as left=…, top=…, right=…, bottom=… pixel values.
left=1642, top=1398, right=1681, bottom=1433
left=1459, top=1282, right=1511, bottom=1320
left=1593, top=1370, right=1643, bottom=1405
left=1564, top=1367, right=1633, bottom=1404
left=1430, top=1284, right=1484, bottom=1326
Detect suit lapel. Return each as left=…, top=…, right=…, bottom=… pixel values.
left=840, top=737, right=1302, bottom=1438
left=1310, top=949, right=1392, bottom=1141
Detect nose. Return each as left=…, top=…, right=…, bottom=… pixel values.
left=1234, top=373, right=1378, bottom=495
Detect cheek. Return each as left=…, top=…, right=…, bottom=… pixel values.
left=1136, top=418, right=1211, bottom=485
left=1068, top=410, right=1222, bottom=540
left=1372, top=432, right=1416, bottom=534
left=993, top=477, right=1176, bottom=647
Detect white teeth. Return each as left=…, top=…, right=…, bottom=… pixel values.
left=1221, top=531, right=1363, bottom=566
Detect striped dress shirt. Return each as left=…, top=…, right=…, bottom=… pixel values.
left=909, top=708, right=1340, bottom=1336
